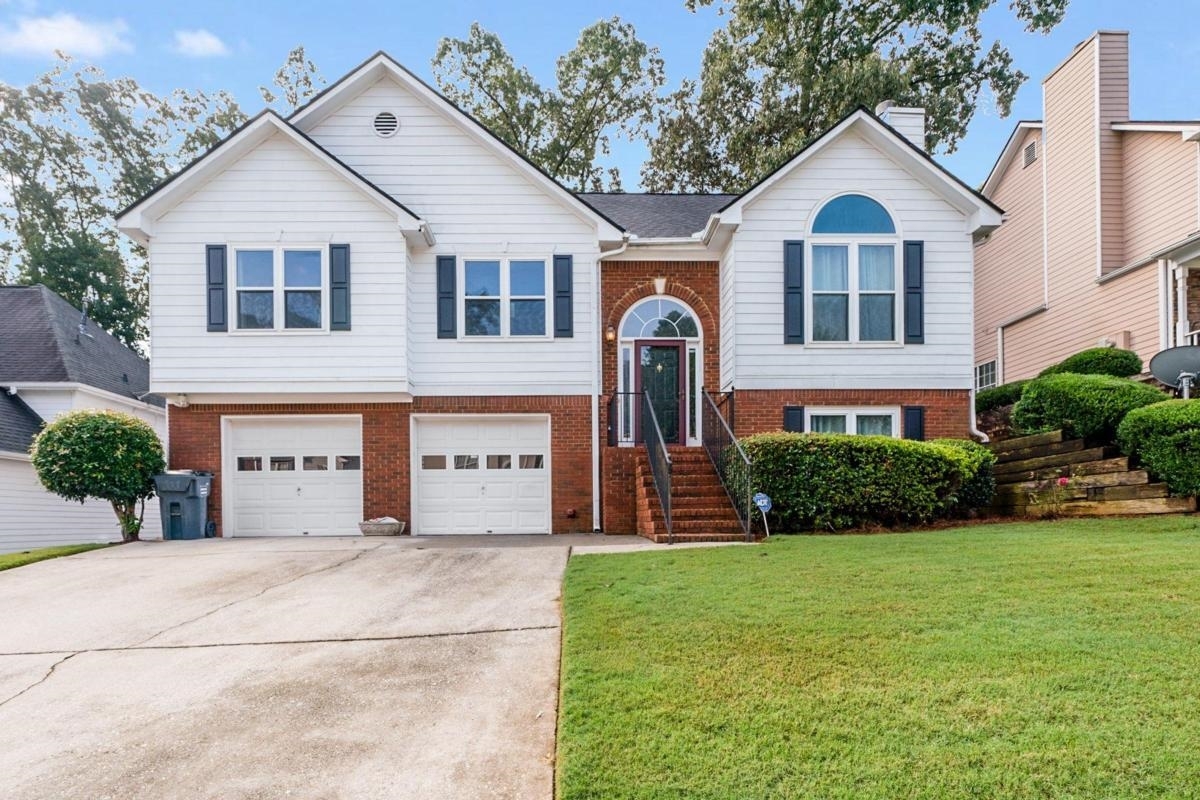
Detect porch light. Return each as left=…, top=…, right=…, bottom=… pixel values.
left=605, top=325, right=617, bottom=342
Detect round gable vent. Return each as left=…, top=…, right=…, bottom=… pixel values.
left=373, top=111, right=399, bottom=138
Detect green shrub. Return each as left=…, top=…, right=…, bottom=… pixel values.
left=975, top=381, right=1028, bottom=414
left=1117, top=400, right=1200, bottom=495
left=1039, top=347, right=1143, bottom=378
left=931, top=439, right=997, bottom=514
left=1011, top=373, right=1165, bottom=442
left=742, top=433, right=974, bottom=532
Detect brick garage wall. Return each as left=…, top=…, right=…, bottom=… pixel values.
left=731, top=389, right=972, bottom=440
left=169, top=396, right=593, bottom=536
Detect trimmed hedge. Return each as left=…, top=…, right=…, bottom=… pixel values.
left=975, top=380, right=1028, bottom=414
left=932, top=438, right=997, bottom=515
left=1011, top=373, right=1165, bottom=441
left=1038, top=347, right=1143, bottom=378
left=1117, top=400, right=1200, bottom=495
left=742, top=433, right=989, bottom=532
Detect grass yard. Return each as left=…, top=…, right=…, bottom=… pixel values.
left=0, top=543, right=110, bottom=572
left=558, top=518, right=1200, bottom=799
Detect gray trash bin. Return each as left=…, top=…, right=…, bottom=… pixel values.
left=153, top=471, right=213, bottom=540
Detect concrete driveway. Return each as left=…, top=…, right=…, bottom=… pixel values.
left=0, top=535, right=643, bottom=800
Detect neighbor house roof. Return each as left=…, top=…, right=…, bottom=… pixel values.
left=576, top=194, right=738, bottom=239
left=0, top=391, right=43, bottom=455
left=0, top=285, right=159, bottom=406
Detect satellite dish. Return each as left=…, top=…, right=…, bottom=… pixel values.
left=1149, top=345, right=1200, bottom=398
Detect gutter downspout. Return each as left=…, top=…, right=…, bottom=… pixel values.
left=968, top=388, right=989, bottom=443
left=592, top=238, right=630, bottom=531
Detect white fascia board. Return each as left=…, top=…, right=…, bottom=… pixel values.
left=151, top=379, right=411, bottom=398
left=289, top=54, right=625, bottom=243
left=6, top=382, right=164, bottom=414
left=0, top=450, right=32, bottom=462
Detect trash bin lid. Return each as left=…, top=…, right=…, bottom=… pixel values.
left=153, top=473, right=195, bottom=493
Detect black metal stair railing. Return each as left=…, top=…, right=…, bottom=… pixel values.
left=701, top=390, right=754, bottom=541
left=640, top=391, right=673, bottom=543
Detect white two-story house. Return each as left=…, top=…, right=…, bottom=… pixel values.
left=116, top=53, right=1001, bottom=540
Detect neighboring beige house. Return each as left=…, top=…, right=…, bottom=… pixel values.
left=975, top=30, right=1200, bottom=387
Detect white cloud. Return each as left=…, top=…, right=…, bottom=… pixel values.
left=172, top=28, right=229, bottom=58
left=0, top=13, right=133, bottom=58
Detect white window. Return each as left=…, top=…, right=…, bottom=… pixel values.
left=806, top=407, right=900, bottom=437
left=462, top=258, right=547, bottom=337
left=234, top=247, right=325, bottom=331
left=808, top=194, right=899, bottom=344
left=976, top=360, right=997, bottom=390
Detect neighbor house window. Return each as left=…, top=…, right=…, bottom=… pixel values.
left=976, top=360, right=997, bottom=390
left=806, top=407, right=900, bottom=437
left=234, top=247, right=325, bottom=331
left=462, top=258, right=547, bottom=337
left=808, top=194, right=898, bottom=344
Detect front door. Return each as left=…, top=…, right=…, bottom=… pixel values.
left=635, top=340, right=685, bottom=444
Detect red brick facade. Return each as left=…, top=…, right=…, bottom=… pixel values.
left=168, top=396, right=593, bottom=536
left=730, top=389, right=972, bottom=439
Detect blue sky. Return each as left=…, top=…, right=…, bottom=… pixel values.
left=1, top=0, right=1197, bottom=189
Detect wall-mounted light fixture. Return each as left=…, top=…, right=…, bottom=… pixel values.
left=605, top=325, right=617, bottom=342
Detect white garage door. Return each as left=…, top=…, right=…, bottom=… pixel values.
left=227, top=417, right=362, bottom=537
left=414, top=416, right=551, bottom=535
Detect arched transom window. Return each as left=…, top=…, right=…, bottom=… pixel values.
left=808, top=194, right=899, bottom=343
left=620, top=298, right=699, bottom=339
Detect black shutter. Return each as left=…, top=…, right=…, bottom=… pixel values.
left=783, top=405, right=806, bottom=433
left=206, top=245, right=227, bottom=332
left=902, top=406, right=926, bottom=441
left=329, top=244, right=351, bottom=331
left=784, top=240, right=804, bottom=344
left=903, top=240, right=924, bottom=344
left=553, top=254, right=573, bottom=338
left=436, top=255, right=456, bottom=339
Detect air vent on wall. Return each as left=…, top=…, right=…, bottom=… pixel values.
left=1023, top=140, right=1037, bottom=167
left=373, top=111, right=399, bottom=138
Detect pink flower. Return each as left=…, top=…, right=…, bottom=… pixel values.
left=1057, top=476, right=1070, bottom=487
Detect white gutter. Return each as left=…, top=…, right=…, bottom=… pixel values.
left=5, top=382, right=165, bottom=413
left=591, top=238, right=630, bottom=531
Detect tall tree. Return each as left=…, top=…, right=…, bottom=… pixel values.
left=642, top=0, right=1069, bottom=192
left=260, top=46, right=327, bottom=113
left=433, top=18, right=666, bottom=191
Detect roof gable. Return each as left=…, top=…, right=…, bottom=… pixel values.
left=0, top=391, right=43, bottom=455
left=982, top=121, right=1044, bottom=197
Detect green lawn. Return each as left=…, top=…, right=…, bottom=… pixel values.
left=558, top=518, right=1200, bottom=799
left=0, top=543, right=111, bottom=572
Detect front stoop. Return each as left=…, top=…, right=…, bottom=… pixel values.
left=989, top=430, right=1197, bottom=517
left=634, top=447, right=748, bottom=544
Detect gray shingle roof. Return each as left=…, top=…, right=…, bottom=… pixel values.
left=0, top=391, right=43, bottom=455
left=0, top=285, right=158, bottom=406
left=576, top=193, right=738, bottom=239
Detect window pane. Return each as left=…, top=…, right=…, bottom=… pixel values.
left=487, top=454, right=512, bottom=469
left=856, top=415, right=893, bottom=436
left=510, top=299, right=545, bottom=336
left=284, top=250, right=321, bottom=287
left=421, top=455, right=446, bottom=470
left=336, top=455, right=361, bottom=471
left=270, top=456, right=295, bottom=471
left=621, top=348, right=632, bottom=439
left=812, top=295, right=849, bottom=341
left=812, top=246, right=849, bottom=291
left=465, top=299, right=501, bottom=336
left=859, top=246, right=895, bottom=290
left=688, top=348, right=697, bottom=440
left=859, top=295, right=895, bottom=341
left=454, top=455, right=479, bottom=470
left=510, top=260, right=545, bottom=296
left=812, top=194, right=896, bottom=234
left=810, top=415, right=847, bottom=434
left=465, top=260, right=500, bottom=296
left=519, top=454, right=544, bottom=469
left=237, top=456, right=261, bottom=471
left=285, top=290, right=321, bottom=329
left=236, top=250, right=273, bottom=287
left=302, top=455, right=328, bottom=471
left=237, top=291, right=274, bottom=329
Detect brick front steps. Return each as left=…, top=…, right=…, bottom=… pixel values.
left=634, top=447, right=748, bottom=544
left=989, top=430, right=1196, bottom=517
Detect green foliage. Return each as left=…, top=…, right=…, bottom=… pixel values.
left=433, top=18, right=665, bottom=190
left=642, top=0, right=1069, bottom=192
left=931, top=438, right=997, bottom=514
left=259, top=46, right=326, bottom=113
left=975, top=380, right=1028, bottom=413
left=1039, top=347, right=1143, bottom=378
left=0, top=543, right=110, bottom=572
left=30, top=410, right=165, bottom=541
left=1012, top=373, right=1165, bottom=442
left=741, top=432, right=980, bottom=531
left=1118, top=400, right=1200, bottom=496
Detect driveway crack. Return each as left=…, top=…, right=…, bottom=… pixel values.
left=0, top=652, right=78, bottom=708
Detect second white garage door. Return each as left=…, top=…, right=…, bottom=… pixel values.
left=413, top=416, right=551, bottom=534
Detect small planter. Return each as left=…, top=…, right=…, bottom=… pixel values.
left=359, top=520, right=406, bottom=536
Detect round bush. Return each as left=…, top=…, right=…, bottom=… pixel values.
left=1038, top=347, right=1143, bottom=378
left=1117, top=400, right=1200, bottom=495
left=975, top=381, right=1028, bottom=414
left=1011, top=373, right=1165, bottom=442
left=931, top=438, right=997, bottom=514
left=742, top=433, right=977, bottom=532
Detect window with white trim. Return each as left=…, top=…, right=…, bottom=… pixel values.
left=234, top=247, right=325, bottom=331
left=809, top=195, right=899, bottom=343
left=462, top=258, right=547, bottom=337
left=976, top=360, right=997, bottom=390
left=806, top=407, right=900, bottom=437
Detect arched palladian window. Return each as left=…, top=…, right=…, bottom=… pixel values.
left=620, top=297, right=699, bottom=339
left=808, top=194, right=899, bottom=343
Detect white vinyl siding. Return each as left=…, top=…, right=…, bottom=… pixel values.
left=730, top=131, right=974, bottom=389
left=719, top=241, right=737, bottom=390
